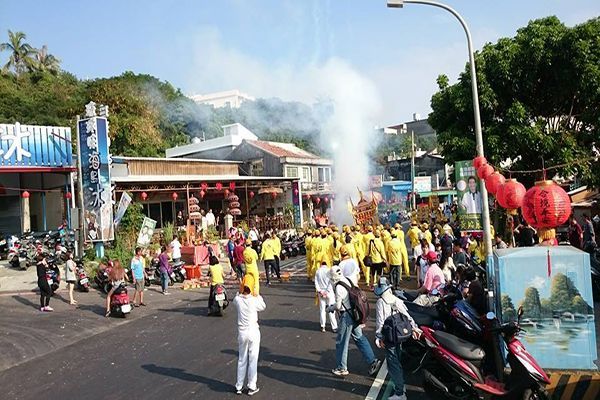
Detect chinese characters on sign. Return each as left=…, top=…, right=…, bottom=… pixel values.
left=78, top=102, right=113, bottom=242
left=455, top=160, right=483, bottom=232
left=0, top=123, right=73, bottom=167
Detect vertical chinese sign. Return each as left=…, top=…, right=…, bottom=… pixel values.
left=455, top=160, right=483, bottom=233
left=78, top=102, right=114, bottom=241
left=291, top=181, right=302, bottom=227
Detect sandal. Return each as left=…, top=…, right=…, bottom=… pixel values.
left=140, top=303, right=147, bottom=307
left=105, top=311, right=111, bottom=317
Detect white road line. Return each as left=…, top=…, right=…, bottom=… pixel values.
left=366, top=359, right=388, bottom=400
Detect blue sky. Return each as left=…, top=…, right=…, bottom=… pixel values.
left=1, top=0, right=599, bottom=125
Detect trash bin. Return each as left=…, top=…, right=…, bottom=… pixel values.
left=184, top=265, right=201, bottom=279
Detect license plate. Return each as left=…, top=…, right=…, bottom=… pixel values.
left=47, top=279, right=53, bottom=285
left=121, top=304, right=132, bottom=313
left=80, top=278, right=89, bottom=284
left=215, top=293, right=225, bottom=301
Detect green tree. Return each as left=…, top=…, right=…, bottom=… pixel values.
left=501, top=294, right=516, bottom=322
left=520, top=287, right=542, bottom=319
left=540, top=298, right=552, bottom=317
left=33, top=45, right=61, bottom=75
left=429, top=17, right=600, bottom=187
left=0, top=30, right=36, bottom=75
left=549, top=272, right=583, bottom=311
left=571, top=295, right=591, bottom=314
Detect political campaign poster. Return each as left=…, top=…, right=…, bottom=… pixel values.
left=455, top=160, right=483, bottom=232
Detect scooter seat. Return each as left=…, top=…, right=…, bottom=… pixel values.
left=433, top=330, right=485, bottom=361
left=409, top=311, right=434, bottom=327
left=405, top=301, right=441, bottom=319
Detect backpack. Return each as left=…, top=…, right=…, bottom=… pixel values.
left=362, top=240, right=374, bottom=267
left=336, top=279, right=370, bottom=326
left=381, top=304, right=413, bottom=346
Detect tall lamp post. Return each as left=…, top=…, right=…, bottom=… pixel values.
left=387, top=0, right=493, bottom=259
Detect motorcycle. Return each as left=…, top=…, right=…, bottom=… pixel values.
left=418, top=307, right=550, bottom=399
left=75, top=259, right=90, bottom=292
left=109, top=283, right=132, bottom=318
left=208, top=283, right=229, bottom=316
left=9, top=248, right=30, bottom=270
left=171, top=260, right=186, bottom=283
left=45, top=257, right=61, bottom=293
left=94, top=264, right=112, bottom=294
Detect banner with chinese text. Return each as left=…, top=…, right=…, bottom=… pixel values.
left=78, top=116, right=113, bottom=241
left=455, top=160, right=483, bottom=232
left=0, top=123, right=73, bottom=167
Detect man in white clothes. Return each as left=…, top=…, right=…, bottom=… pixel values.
left=206, top=209, right=216, bottom=227
left=233, top=280, right=266, bottom=396
left=339, top=245, right=360, bottom=285
left=170, top=235, right=182, bottom=263
left=315, top=260, right=338, bottom=333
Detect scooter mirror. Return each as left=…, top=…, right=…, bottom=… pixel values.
left=486, top=311, right=496, bottom=320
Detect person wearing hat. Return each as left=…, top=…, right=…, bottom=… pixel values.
left=327, top=265, right=381, bottom=377
left=361, top=226, right=375, bottom=286
left=305, top=229, right=314, bottom=278
left=368, top=230, right=387, bottom=289
left=260, top=233, right=280, bottom=285
left=339, top=245, right=360, bottom=285
left=315, top=259, right=338, bottom=333
left=233, top=276, right=266, bottom=396
left=243, top=239, right=260, bottom=296
left=331, top=232, right=342, bottom=265
left=420, top=223, right=432, bottom=245
left=405, top=250, right=445, bottom=304
left=407, top=221, right=421, bottom=253
left=386, top=232, right=404, bottom=289
left=374, top=277, right=421, bottom=400
left=393, top=225, right=410, bottom=280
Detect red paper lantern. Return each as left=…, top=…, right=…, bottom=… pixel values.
left=496, top=179, right=526, bottom=210
left=22, top=191, right=30, bottom=199
left=249, top=191, right=255, bottom=198
left=293, top=188, right=299, bottom=196
left=229, top=182, right=236, bottom=191
left=477, top=164, right=494, bottom=180
left=65, top=191, right=72, bottom=200
left=271, top=192, right=277, bottom=199
left=473, top=156, right=487, bottom=169
left=172, top=192, right=178, bottom=201
left=215, top=182, right=223, bottom=191
left=522, top=180, right=571, bottom=228
left=141, top=192, right=148, bottom=201
left=199, top=190, right=205, bottom=198
left=485, top=172, right=506, bottom=195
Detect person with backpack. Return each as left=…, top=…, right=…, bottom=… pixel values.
left=374, top=277, right=421, bottom=400
left=327, top=265, right=381, bottom=377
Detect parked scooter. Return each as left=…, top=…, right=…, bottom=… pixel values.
left=94, top=263, right=112, bottom=294
left=171, top=260, right=186, bottom=283
left=418, top=307, right=550, bottom=399
left=109, top=283, right=132, bottom=318
left=45, top=256, right=61, bottom=293
left=75, top=259, right=90, bottom=292
left=208, top=283, right=229, bottom=316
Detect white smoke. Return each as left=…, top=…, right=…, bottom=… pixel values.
left=186, top=27, right=382, bottom=224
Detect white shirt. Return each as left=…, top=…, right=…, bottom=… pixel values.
left=333, top=277, right=352, bottom=311
left=233, top=294, right=266, bottom=330
left=461, top=191, right=482, bottom=214
left=375, top=295, right=417, bottom=337
left=201, top=216, right=208, bottom=230
left=206, top=212, right=216, bottom=226
left=339, top=258, right=360, bottom=285
left=315, top=266, right=334, bottom=295
left=248, top=229, right=259, bottom=241
left=170, top=239, right=182, bottom=259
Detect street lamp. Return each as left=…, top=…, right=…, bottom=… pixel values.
left=387, top=0, right=493, bottom=258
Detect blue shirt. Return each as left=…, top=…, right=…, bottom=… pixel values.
left=131, top=256, right=144, bottom=280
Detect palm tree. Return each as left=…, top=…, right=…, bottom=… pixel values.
left=0, top=30, right=36, bottom=75
left=34, top=45, right=61, bottom=74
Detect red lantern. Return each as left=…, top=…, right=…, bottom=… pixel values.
left=229, top=182, right=236, bottom=191
left=201, top=182, right=208, bottom=191
left=249, top=191, right=255, bottom=198
left=315, top=197, right=321, bottom=205
left=199, top=190, right=205, bottom=199
left=172, top=192, right=178, bottom=201
left=224, top=189, right=230, bottom=197
left=324, top=197, right=329, bottom=204
left=485, top=172, right=506, bottom=195
left=65, top=191, right=72, bottom=200
left=293, top=188, right=299, bottom=196
left=22, top=191, right=30, bottom=199
left=473, top=156, right=487, bottom=169
left=215, top=182, right=223, bottom=191
left=496, top=179, right=526, bottom=210
left=522, top=180, right=571, bottom=228
left=477, top=164, right=494, bottom=180
left=271, top=192, right=277, bottom=199
left=141, top=192, right=148, bottom=201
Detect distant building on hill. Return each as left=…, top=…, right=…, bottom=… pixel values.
left=189, top=89, right=255, bottom=108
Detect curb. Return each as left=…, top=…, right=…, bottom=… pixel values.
left=546, top=371, right=600, bottom=400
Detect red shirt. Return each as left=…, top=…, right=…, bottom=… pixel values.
left=233, top=244, right=245, bottom=266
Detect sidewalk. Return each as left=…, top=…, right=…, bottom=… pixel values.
left=0, top=261, right=38, bottom=294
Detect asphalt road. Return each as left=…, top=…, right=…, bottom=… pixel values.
left=0, top=257, right=426, bottom=400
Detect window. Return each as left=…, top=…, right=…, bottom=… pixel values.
left=251, top=159, right=263, bottom=176
left=301, top=167, right=311, bottom=181
left=317, top=167, right=331, bottom=182
left=285, top=166, right=299, bottom=178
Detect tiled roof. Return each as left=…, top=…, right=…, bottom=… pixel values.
left=247, top=140, right=319, bottom=159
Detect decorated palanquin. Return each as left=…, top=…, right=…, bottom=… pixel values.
left=348, top=189, right=379, bottom=226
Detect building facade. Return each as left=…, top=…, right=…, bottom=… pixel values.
left=189, top=90, right=255, bottom=109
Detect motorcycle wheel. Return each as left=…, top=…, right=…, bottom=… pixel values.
left=522, top=387, right=549, bottom=400
left=169, top=279, right=174, bottom=287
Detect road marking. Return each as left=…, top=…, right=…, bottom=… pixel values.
left=366, top=360, right=388, bottom=400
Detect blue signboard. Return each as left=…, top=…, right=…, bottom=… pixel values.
left=292, top=180, right=302, bottom=227
left=78, top=113, right=113, bottom=242
left=0, top=123, right=73, bottom=167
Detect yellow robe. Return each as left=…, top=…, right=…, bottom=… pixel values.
left=243, top=247, right=260, bottom=295
left=395, top=229, right=410, bottom=277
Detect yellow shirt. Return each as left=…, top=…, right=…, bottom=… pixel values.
left=353, top=232, right=365, bottom=256
left=305, top=236, right=313, bottom=254
left=382, top=230, right=392, bottom=247
left=423, top=230, right=432, bottom=245
left=313, top=237, right=330, bottom=266
left=331, top=239, right=342, bottom=262
left=369, top=238, right=387, bottom=263
left=260, top=238, right=278, bottom=261
left=387, top=238, right=403, bottom=266
left=209, top=264, right=224, bottom=286
left=407, top=227, right=420, bottom=248
left=242, top=247, right=260, bottom=295
left=273, top=237, right=282, bottom=256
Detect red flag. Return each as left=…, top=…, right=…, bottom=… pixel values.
left=547, top=249, right=551, bottom=277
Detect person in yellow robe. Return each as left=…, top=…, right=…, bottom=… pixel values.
left=386, top=232, right=404, bottom=289
left=368, top=230, right=387, bottom=288
left=309, top=230, right=321, bottom=280
left=242, top=239, right=260, bottom=295
left=407, top=221, right=421, bottom=251
left=421, top=223, right=432, bottom=245
left=394, top=224, right=410, bottom=279
left=305, top=230, right=313, bottom=277
left=361, top=226, right=375, bottom=286
left=331, top=232, right=342, bottom=265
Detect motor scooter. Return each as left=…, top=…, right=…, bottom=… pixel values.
left=208, top=283, right=229, bottom=316
left=171, top=260, right=186, bottom=283
left=109, top=283, right=132, bottom=318
left=75, top=259, right=90, bottom=292
left=418, top=307, right=550, bottom=399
